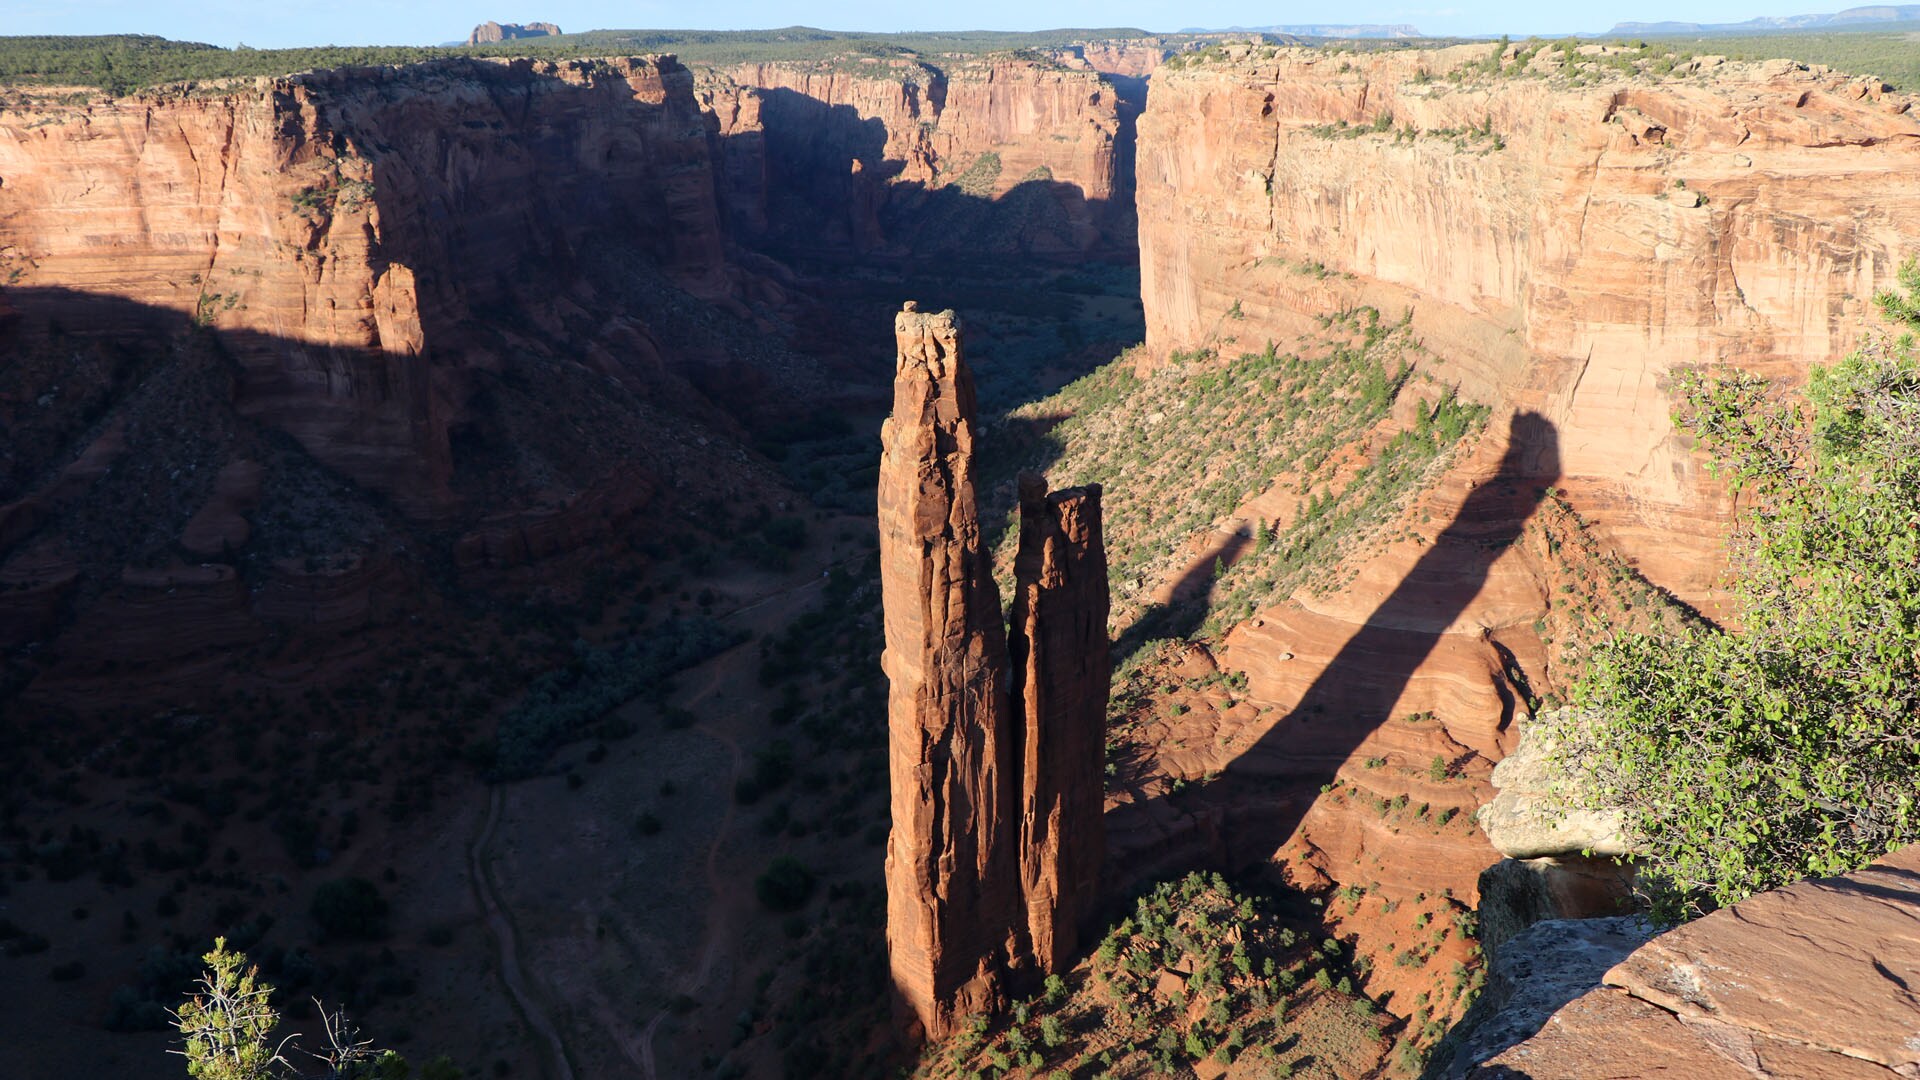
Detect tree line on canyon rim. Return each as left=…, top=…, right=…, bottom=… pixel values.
left=9, top=22, right=1920, bottom=100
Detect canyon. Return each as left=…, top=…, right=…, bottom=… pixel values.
left=1091, top=39, right=1920, bottom=996
left=3, top=27, right=1919, bottom=1080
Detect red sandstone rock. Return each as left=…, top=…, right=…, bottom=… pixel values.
left=1476, top=844, right=1920, bottom=1077
left=878, top=303, right=1021, bottom=1038
left=179, top=460, right=264, bottom=557
left=1008, top=474, right=1110, bottom=975
left=1137, top=46, right=1920, bottom=615
left=697, top=56, right=1131, bottom=255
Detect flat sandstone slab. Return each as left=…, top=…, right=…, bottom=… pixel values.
left=1477, top=844, right=1920, bottom=1077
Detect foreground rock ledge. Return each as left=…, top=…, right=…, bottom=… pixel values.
left=1470, top=843, right=1920, bottom=1078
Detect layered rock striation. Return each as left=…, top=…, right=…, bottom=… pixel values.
left=1138, top=44, right=1920, bottom=613
left=1106, top=45, right=1920, bottom=1033
left=0, top=55, right=727, bottom=515
left=878, top=305, right=1111, bottom=1036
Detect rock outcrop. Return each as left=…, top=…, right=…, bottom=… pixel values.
left=1475, top=712, right=1629, bottom=861
left=1473, top=712, right=1640, bottom=951
left=879, top=304, right=1024, bottom=1037
left=1430, top=915, right=1652, bottom=1078
left=1008, top=475, right=1110, bottom=975
left=1463, top=843, right=1920, bottom=1077
left=467, top=21, right=561, bottom=45
left=878, top=306, right=1111, bottom=1036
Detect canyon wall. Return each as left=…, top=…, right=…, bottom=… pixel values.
left=0, top=55, right=729, bottom=516
left=0, top=56, right=805, bottom=706
left=1113, top=43, right=1920, bottom=1023
left=1138, top=43, right=1920, bottom=611
left=697, top=55, right=1134, bottom=257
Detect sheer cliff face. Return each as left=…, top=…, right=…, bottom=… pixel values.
left=698, top=57, right=1133, bottom=255
left=1138, top=44, right=1920, bottom=609
left=0, top=56, right=727, bottom=515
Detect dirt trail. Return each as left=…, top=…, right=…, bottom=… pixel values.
left=469, top=787, right=578, bottom=1080
left=635, top=634, right=765, bottom=1079
left=470, top=561, right=844, bottom=1080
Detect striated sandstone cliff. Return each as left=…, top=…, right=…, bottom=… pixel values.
left=1138, top=44, right=1920, bottom=613
left=0, top=55, right=727, bottom=516
left=1128, top=44, right=1920, bottom=607
left=1110, top=44, right=1920, bottom=1034
left=697, top=55, right=1134, bottom=257
left=0, top=56, right=807, bottom=707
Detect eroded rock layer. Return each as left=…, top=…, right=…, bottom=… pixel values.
left=1138, top=44, right=1920, bottom=613
left=1009, top=475, right=1110, bottom=975
left=0, top=55, right=727, bottom=516
left=878, top=305, right=1020, bottom=1037
left=1117, top=43, right=1920, bottom=1027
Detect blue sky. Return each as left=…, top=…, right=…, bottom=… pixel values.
left=0, top=0, right=1862, bottom=48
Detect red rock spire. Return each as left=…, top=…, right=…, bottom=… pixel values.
left=877, top=302, right=1020, bottom=1038
left=1008, top=473, right=1110, bottom=976
left=877, top=303, right=1111, bottom=1038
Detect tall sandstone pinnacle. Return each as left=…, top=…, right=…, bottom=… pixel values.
left=878, top=303, right=1111, bottom=1038
left=1008, top=475, right=1110, bottom=975
left=878, top=304, right=1022, bottom=1038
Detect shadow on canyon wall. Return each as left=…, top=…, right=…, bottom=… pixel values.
left=1109, top=411, right=1563, bottom=881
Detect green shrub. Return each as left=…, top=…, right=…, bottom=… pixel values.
left=1556, top=260, right=1920, bottom=919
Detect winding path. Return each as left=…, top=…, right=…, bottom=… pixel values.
left=469, top=561, right=844, bottom=1080
left=469, top=786, right=577, bottom=1080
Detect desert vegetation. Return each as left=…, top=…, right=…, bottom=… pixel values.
left=920, top=872, right=1404, bottom=1080
left=989, top=304, right=1487, bottom=653
left=1552, top=262, right=1920, bottom=920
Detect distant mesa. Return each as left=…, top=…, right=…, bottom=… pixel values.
left=467, top=20, right=562, bottom=45
left=1612, top=3, right=1920, bottom=33
left=1177, top=23, right=1423, bottom=37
